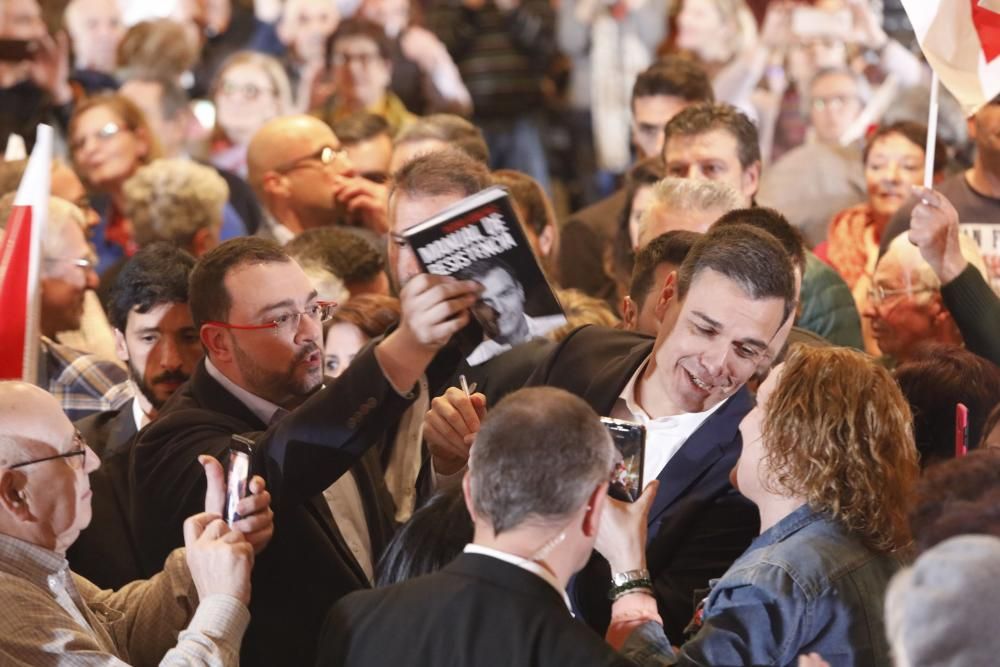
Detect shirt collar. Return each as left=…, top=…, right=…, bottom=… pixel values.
left=205, top=358, right=284, bottom=426
left=131, top=394, right=151, bottom=432
left=0, top=533, right=69, bottom=591
left=263, top=210, right=295, bottom=246
left=618, top=355, right=727, bottom=424
left=750, top=504, right=821, bottom=550
left=463, top=544, right=572, bottom=612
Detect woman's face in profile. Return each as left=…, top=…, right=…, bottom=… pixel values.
left=733, top=363, right=785, bottom=500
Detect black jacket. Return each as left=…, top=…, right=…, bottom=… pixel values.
left=317, top=552, right=632, bottom=667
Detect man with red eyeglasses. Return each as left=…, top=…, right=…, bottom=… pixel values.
left=128, top=236, right=480, bottom=666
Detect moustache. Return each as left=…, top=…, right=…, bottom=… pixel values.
left=150, top=370, right=190, bottom=386
left=295, top=343, right=323, bottom=364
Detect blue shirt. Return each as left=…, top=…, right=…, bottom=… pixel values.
left=623, top=504, right=900, bottom=667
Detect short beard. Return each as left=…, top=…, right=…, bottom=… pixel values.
left=128, top=359, right=189, bottom=411
left=230, top=334, right=323, bottom=409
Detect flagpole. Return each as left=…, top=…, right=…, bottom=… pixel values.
left=924, top=71, right=940, bottom=189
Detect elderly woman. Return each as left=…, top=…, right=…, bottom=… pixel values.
left=122, top=158, right=231, bottom=258
left=69, top=94, right=162, bottom=275
left=601, top=344, right=919, bottom=666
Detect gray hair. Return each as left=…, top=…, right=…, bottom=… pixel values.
left=469, top=387, right=613, bottom=535
left=123, top=158, right=229, bottom=249
left=638, top=177, right=741, bottom=242
left=804, top=67, right=872, bottom=113
left=883, top=233, right=988, bottom=297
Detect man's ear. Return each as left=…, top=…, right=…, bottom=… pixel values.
left=582, top=483, right=607, bottom=538
left=200, top=324, right=234, bottom=363
left=113, top=327, right=129, bottom=364
left=462, top=472, right=478, bottom=524
left=0, top=470, right=30, bottom=522
left=653, top=270, right=678, bottom=323
left=262, top=172, right=290, bottom=200
left=538, top=224, right=555, bottom=258
left=741, top=161, right=762, bottom=200
left=190, top=226, right=219, bottom=258
left=621, top=295, right=637, bottom=329
left=967, top=116, right=978, bottom=142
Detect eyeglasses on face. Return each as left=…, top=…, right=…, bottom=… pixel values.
left=204, top=301, right=337, bottom=336
left=8, top=431, right=88, bottom=470
left=218, top=80, right=277, bottom=101
left=331, top=51, right=382, bottom=68
left=274, top=145, right=349, bottom=174
left=866, top=284, right=936, bottom=306
left=70, top=121, right=127, bottom=153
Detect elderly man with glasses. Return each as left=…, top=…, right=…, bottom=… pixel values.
left=863, top=233, right=990, bottom=365
left=247, top=113, right=390, bottom=245
left=0, top=194, right=129, bottom=421
left=0, top=380, right=273, bottom=665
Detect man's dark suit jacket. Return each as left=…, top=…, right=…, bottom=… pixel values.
left=69, top=399, right=144, bottom=589
left=558, top=189, right=626, bottom=302
left=525, top=325, right=759, bottom=640
left=316, top=552, right=632, bottom=667
left=129, top=344, right=458, bottom=666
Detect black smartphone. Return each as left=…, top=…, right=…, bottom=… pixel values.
left=601, top=417, right=646, bottom=502
left=224, top=434, right=254, bottom=526
left=0, top=39, right=38, bottom=62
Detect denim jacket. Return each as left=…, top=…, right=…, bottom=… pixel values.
left=621, top=504, right=901, bottom=667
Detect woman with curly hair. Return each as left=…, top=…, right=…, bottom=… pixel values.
left=600, top=344, right=918, bottom=666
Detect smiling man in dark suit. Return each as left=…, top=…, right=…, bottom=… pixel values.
left=425, top=220, right=797, bottom=639
left=128, top=235, right=481, bottom=666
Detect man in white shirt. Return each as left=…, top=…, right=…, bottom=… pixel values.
left=424, top=221, right=797, bottom=638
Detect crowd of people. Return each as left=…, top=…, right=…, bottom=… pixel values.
left=1, top=0, right=1000, bottom=665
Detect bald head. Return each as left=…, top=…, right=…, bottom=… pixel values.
left=0, top=383, right=69, bottom=460
left=247, top=115, right=339, bottom=191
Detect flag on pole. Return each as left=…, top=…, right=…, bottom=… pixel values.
left=0, top=125, right=52, bottom=383
left=902, top=0, right=1000, bottom=114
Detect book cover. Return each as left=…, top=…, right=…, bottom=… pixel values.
left=402, top=185, right=566, bottom=365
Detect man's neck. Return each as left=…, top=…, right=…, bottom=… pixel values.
left=472, top=524, right=577, bottom=590
left=967, top=161, right=1000, bottom=199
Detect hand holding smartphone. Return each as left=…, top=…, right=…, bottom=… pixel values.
left=601, top=417, right=646, bottom=503
left=224, top=434, right=254, bottom=526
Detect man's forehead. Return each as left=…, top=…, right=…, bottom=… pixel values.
left=334, top=35, right=380, bottom=54
left=666, top=129, right=739, bottom=161
left=226, top=260, right=313, bottom=303
left=682, top=268, right=786, bottom=333
left=390, top=191, right=465, bottom=232
left=811, top=73, right=856, bottom=96
left=128, top=300, right=194, bottom=328
left=0, top=385, right=72, bottom=449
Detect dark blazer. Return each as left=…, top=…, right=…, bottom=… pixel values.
left=129, top=344, right=458, bottom=667
left=558, top=189, right=626, bottom=302
left=525, top=325, right=759, bottom=640
left=68, top=399, right=145, bottom=589
left=316, top=552, right=632, bottom=667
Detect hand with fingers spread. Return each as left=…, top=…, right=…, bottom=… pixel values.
left=424, top=386, right=487, bottom=475
left=332, top=175, right=389, bottom=235
left=908, top=187, right=968, bottom=284
left=183, top=514, right=255, bottom=605
left=200, top=455, right=275, bottom=555
left=596, top=480, right=659, bottom=574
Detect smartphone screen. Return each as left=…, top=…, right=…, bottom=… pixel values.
left=224, top=434, right=254, bottom=525
left=601, top=417, right=646, bottom=502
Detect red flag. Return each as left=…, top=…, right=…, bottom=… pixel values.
left=0, top=125, right=52, bottom=382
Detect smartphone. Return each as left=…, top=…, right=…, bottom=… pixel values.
left=955, top=403, right=969, bottom=459
left=601, top=417, right=646, bottom=502
left=224, top=434, right=254, bottom=525
left=0, top=39, right=38, bottom=62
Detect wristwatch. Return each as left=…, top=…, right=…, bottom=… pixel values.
left=611, top=568, right=651, bottom=587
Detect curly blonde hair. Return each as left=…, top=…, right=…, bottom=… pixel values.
left=763, top=345, right=919, bottom=553
left=123, top=158, right=228, bottom=249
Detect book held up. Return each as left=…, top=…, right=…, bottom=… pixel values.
left=402, top=185, right=566, bottom=365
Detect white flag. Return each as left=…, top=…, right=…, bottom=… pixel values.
left=902, top=0, right=1000, bottom=114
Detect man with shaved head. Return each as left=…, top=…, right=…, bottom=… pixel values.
left=247, top=114, right=389, bottom=243
left=0, top=381, right=271, bottom=665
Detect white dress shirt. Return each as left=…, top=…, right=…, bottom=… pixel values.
left=609, top=358, right=728, bottom=483
left=463, top=544, right=572, bottom=611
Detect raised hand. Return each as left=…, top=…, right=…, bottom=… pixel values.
left=424, top=386, right=487, bottom=475
left=908, top=187, right=968, bottom=284
left=183, top=513, right=254, bottom=605
left=595, top=480, right=658, bottom=574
